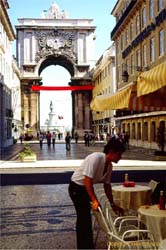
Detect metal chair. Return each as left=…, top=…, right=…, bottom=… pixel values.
left=93, top=206, right=157, bottom=250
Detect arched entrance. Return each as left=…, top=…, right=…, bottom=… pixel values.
left=16, top=2, right=95, bottom=137
left=39, top=65, right=72, bottom=134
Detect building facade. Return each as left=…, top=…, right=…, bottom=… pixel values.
left=0, top=0, right=21, bottom=155
left=91, top=44, right=116, bottom=139
left=110, top=0, right=166, bottom=149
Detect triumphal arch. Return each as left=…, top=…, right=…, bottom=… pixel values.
left=16, top=2, right=96, bottom=136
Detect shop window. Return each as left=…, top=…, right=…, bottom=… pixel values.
left=143, top=122, right=148, bottom=141
left=132, top=123, right=136, bottom=139
left=151, top=121, right=156, bottom=142
left=127, top=123, right=130, bottom=135
left=138, top=122, right=141, bottom=140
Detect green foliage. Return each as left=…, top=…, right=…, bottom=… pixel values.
left=19, top=143, right=36, bottom=160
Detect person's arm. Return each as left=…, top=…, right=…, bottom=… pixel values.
left=104, top=183, right=124, bottom=216
left=84, top=176, right=99, bottom=210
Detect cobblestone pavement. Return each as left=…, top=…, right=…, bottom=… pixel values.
left=0, top=183, right=109, bottom=250
left=1, top=139, right=156, bottom=161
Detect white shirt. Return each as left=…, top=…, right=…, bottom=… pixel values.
left=71, top=152, right=112, bottom=186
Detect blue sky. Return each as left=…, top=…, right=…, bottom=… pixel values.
left=8, top=0, right=117, bottom=130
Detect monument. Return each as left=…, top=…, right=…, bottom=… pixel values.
left=16, top=1, right=95, bottom=137
left=48, top=101, right=57, bottom=129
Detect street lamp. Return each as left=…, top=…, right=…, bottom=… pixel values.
left=121, top=63, right=145, bottom=83
left=122, top=70, right=129, bottom=82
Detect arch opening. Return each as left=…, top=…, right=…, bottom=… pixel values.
left=39, top=65, right=72, bottom=135
left=38, top=55, right=75, bottom=77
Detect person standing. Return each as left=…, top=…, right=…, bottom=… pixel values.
left=74, top=131, right=79, bottom=144
left=65, top=132, right=71, bottom=151
left=68, top=137, right=125, bottom=249
left=52, top=132, right=56, bottom=148
left=46, top=131, right=51, bottom=147
left=39, top=132, right=44, bottom=149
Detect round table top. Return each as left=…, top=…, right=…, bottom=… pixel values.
left=138, top=205, right=166, bottom=218
left=112, top=184, right=151, bottom=192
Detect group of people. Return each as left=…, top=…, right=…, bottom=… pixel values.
left=38, top=131, right=56, bottom=148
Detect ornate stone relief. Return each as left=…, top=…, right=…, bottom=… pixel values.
left=35, top=29, right=77, bottom=63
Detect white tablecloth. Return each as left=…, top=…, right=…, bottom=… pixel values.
left=138, top=205, right=166, bottom=245
left=112, top=185, right=151, bottom=211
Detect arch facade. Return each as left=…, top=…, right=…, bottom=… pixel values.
left=16, top=15, right=96, bottom=136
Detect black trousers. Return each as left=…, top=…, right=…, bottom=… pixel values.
left=68, top=181, right=94, bottom=249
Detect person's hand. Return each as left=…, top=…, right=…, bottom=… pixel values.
left=111, top=203, right=124, bottom=216
left=91, top=200, right=100, bottom=211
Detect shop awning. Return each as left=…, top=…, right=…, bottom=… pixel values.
left=90, top=83, right=135, bottom=111
left=137, top=61, right=166, bottom=97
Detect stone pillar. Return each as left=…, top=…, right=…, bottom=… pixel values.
left=78, top=92, right=83, bottom=129
left=30, top=91, right=39, bottom=134
left=22, top=90, right=30, bottom=129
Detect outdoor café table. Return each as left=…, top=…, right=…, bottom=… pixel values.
left=138, top=205, right=166, bottom=246
left=112, top=184, right=151, bottom=213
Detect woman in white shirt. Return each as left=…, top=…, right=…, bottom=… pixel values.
left=68, top=137, right=125, bottom=249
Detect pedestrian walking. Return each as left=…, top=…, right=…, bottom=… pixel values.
left=84, top=132, right=90, bottom=146
left=68, top=137, right=125, bottom=249
left=65, top=132, right=71, bottom=151
left=74, top=131, right=79, bottom=144
left=52, top=132, right=56, bottom=148
left=39, top=132, right=44, bottom=149
left=46, top=131, right=51, bottom=147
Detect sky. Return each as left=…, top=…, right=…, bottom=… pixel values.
left=8, top=0, right=117, bottom=130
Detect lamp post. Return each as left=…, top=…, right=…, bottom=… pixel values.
left=121, top=63, right=147, bottom=82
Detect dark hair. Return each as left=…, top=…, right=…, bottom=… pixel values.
left=103, top=136, right=125, bottom=154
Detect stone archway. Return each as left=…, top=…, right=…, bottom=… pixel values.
left=16, top=3, right=96, bottom=137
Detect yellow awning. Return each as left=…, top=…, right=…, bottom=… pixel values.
left=90, top=84, right=134, bottom=111
left=137, top=61, right=166, bottom=97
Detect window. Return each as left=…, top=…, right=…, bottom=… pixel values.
left=158, top=0, right=163, bottom=11
left=149, top=0, right=154, bottom=20
left=143, top=122, right=148, bottom=141
left=142, top=7, right=146, bottom=29
left=151, top=121, right=156, bottom=142
left=130, top=22, right=133, bottom=41
left=125, top=29, right=129, bottom=46
left=132, top=123, right=136, bottom=139
left=150, top=37, right=155, bottom=62
left=121, top=34, right=123, bottom=50
left=143, top=44, right=147, bottom=66
left=136, top=15, right=140, bottom=34
left=131, top=54, right=134, bottom=74
left=138, top=123, right=141, bottom=140
left=159, top=29, right=164, bottom=56
left=136, top=49, right=141, bottom=68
